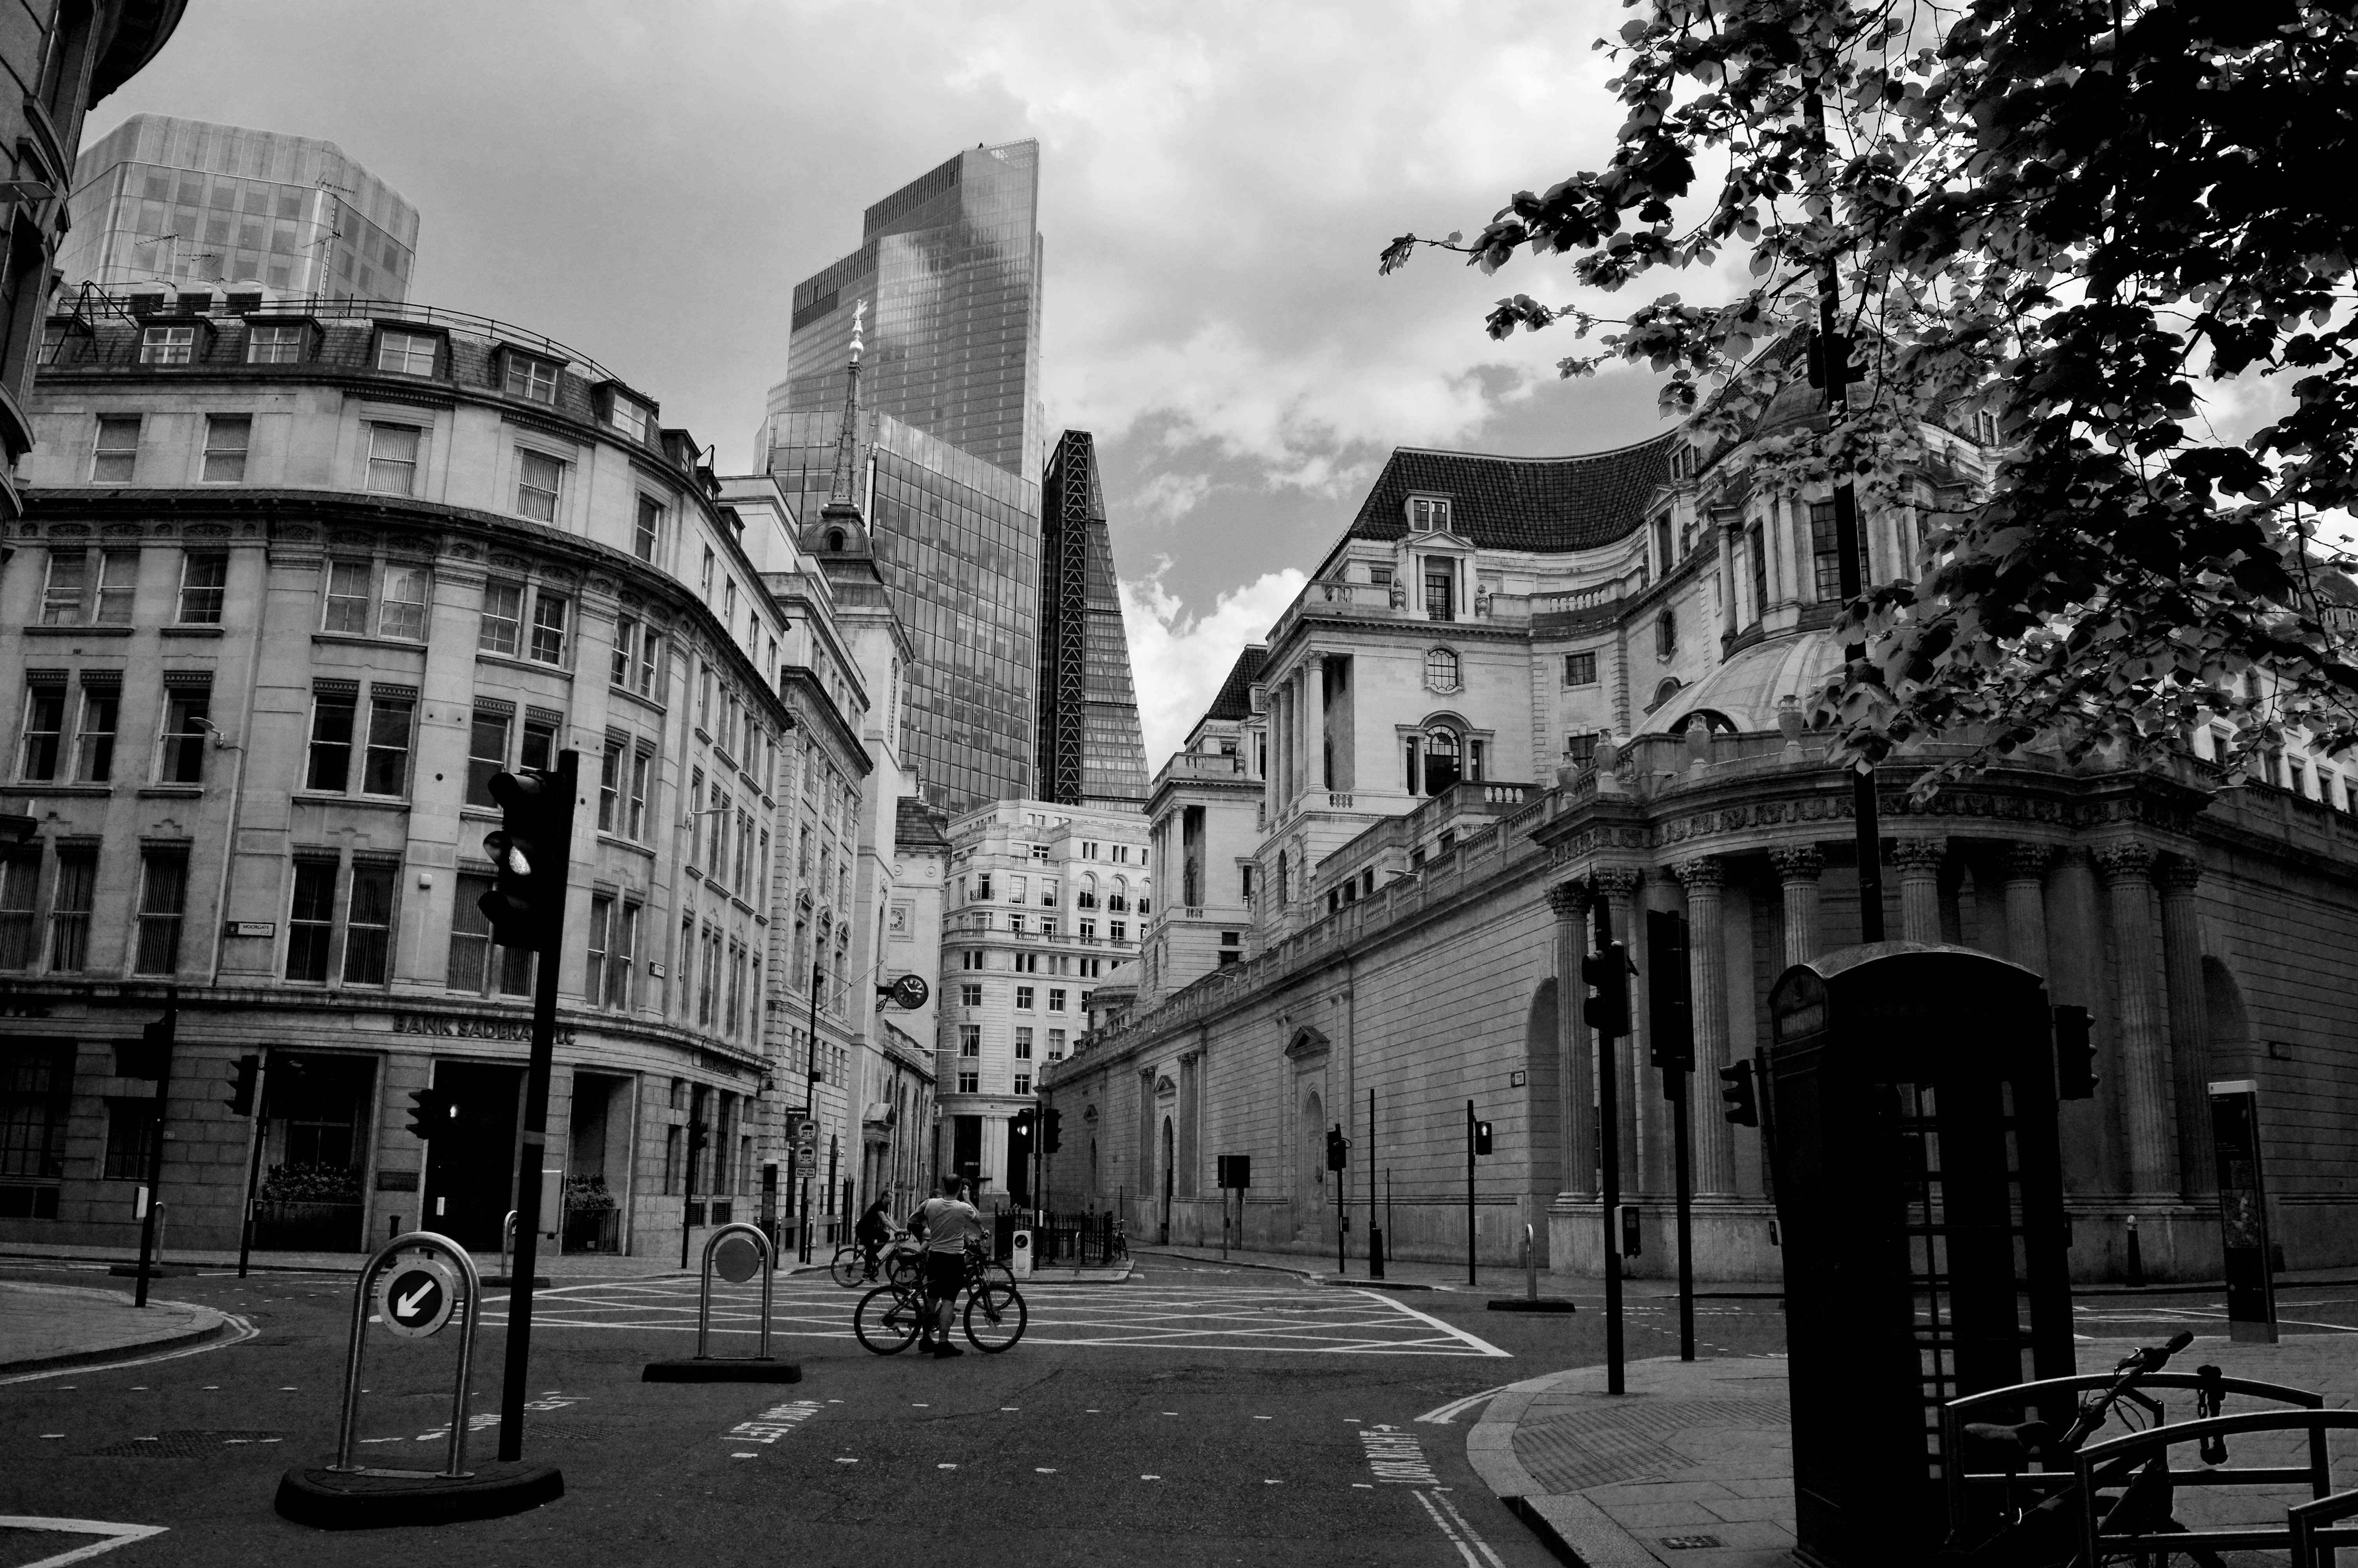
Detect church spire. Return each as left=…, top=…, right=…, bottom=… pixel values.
left=828, top=299, right=866, bottom=508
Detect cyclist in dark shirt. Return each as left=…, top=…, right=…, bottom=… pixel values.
left=853, top=1194, right=893, bottom=1279
left=905, top=1174, right=982, bottom=1358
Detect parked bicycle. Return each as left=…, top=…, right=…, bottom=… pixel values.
left=854, top=1240, right=1026, bottom=1355
left=829, top=1230, right=920, bottom=1290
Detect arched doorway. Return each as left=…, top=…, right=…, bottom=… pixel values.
left=1160, top=1116, right=1175, bottom=1244
left=1299, top=1089, right=1326, bottom=1241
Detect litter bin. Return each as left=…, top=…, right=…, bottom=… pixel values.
left=1009, top=1228, right=1033, bottom=1278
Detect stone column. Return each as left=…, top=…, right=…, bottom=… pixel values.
left=2001, top=842, right=2052, bottom=976
left=1548, top=880, right=1596, bottom=1199
left=1593, top=866, right=1644, bottom=1195
left=1895, top=837, right=1947, bottom=943
left=1302, top=652, right=1326, bottom=796
left=1676, top=857, right=1736, bottom=1196
left=1771, top=846, right=1824, bottom=966
left=2155, top=856, right=2214, bottom=1198
left=2096, top=841, right=2176, bottom=1197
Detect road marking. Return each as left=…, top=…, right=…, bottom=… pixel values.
left=1359, top=1426, right=1440, bottom=1485
left=1417, top=1383, right=1513, bottom=1425
left=1037, top=1468, right=1056, bottom=1474
left=1412, top=1486, right=1508, bottom=1568
left=836, top=1458, right=858, bottom=1464
left=1141, top=1474, right=1160, bottom=1481
left=722, top=1399, right=824, bottom=1447
left=939, top=1463, right=958, bottom=1470
left=0, top=1517, right=169, bottom=1568
left=0, top=1314, right=259, bottom=1388
left=732, top=1452, right=758, bottom=1459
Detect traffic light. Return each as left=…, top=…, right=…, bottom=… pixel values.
left=480, top=768, right=572, bottom=953
left=143, top=1002, right=175, bottom=1056
left=1719, top=1060, right=1760, bottom=1127
left=223, top=1055, right=259, bottom=1118
left=1474, top=1120, right=1493, bottom=1157
left=1042, top=1108, right=1062, bottom=1154
left=2053, top=1004, right=2097, bottom=1100
left=689, top=1120, right=708, bottom=1153
left=1646, top=910, right=1694, bottom=1073
left=1325, top=1125, right=1349, bottom=1172
left=1011, top=1109, right=1035, bottom=1140
left=1582, top=942, right=1632, bottom=1040
left=405, top=1087, right=453, bottom=1140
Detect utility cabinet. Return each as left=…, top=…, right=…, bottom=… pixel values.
left=1767, top=942, right=2075, bottom=1568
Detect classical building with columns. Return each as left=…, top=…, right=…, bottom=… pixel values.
left=1042, top=369, right=2358, bottom=1281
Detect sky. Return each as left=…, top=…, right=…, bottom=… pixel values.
left=82, top=1, right=1705, bottom=771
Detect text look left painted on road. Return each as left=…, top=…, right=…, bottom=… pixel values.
left=723, top=1399, right=824, bottom=1446
left=1358, top=1425, right=1440, bottom=1486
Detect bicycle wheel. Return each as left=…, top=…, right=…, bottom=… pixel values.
left=886, top=1250, right=921, bottom=1289
left=855, top=1285, right=923, bottom=1355
left=830, top=1247, right=867, bottom=1289
left=963, top=1280, right=1027, bottom=1353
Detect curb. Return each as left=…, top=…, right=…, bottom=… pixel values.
left=1133, top=1248, right=1450, bottom=1291
left=3, top=1249, right=363, bottom=1275
left=0, top=1313, right=241, bottom=1377
left=1465, top=1357, right=1690, bottom=1568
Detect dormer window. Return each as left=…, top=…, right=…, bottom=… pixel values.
left=375, top=328, right=443, bottom=376
left=1669, top=444, right=1697, bottom=481
left=138, top=324, right=198, bottom=365
left=1408, top=495, right=1451, bottom=532
left=600, top=385, right=653, bottom=441
left=504, top=351, right=561, bottom=405
left=246, top=320, right=310, bottom=364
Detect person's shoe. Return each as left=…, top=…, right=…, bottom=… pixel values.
left=933, top=1341, right=965, bottom=1359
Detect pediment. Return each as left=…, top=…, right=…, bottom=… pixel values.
left=1283, top=1025, right=1331, bottom=1062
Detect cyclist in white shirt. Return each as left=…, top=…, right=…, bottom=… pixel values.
left=906, top=1174, right=982, bottom=1358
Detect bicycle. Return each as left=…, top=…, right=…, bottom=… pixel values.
left=853, top=1241, right=1027, bottom=1356
left=830, top=1232, right=920, bottom=1290
left=1931, top=1330, right=2225, bottom=1567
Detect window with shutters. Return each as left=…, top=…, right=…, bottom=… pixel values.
left=157, top=685, right=210, bottom=784
left=134, top=853, right=187, bottom=975
left=177, top=553, right=227, bottom=624
left=286, top=859, right=338, bottom=982
left=201, top=415, right=250, bottom=482
left=73, top=687, right=117, bottom=784
left=366, top=423, right=421, bottom=495
left=91, top=416, right=140, bottom=482
left=343, top=862, right=396, bottom=985
left=516, top=449, right=564, bottom=522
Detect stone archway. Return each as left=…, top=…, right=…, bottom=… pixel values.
left=1160, top=1116, right=1175, bottom=1244
left=2203, top=955, right=2251, bottom=1071
left=1299, top=1088, right=1325, bottom=1241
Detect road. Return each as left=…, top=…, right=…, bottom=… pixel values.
left=5, top=1255, right=2349, bottom=1567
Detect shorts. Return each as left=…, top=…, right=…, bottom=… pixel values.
left=922, top=1250, right=966, bottom=1301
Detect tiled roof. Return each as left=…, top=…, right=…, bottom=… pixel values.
left=1203, top=645, right=1268, bottom=722
left=895, top=795, right=952, bottom=853
left=1343, top=435, right=1679, bottom=554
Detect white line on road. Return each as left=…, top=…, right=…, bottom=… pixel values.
left=0, top=1313, right=259, bottom=1387
left=1414, top=1383, right=1513, bottom=1425
left=0, top=1518, right=169, bottom=1568
left=1430, top=1487, right=1509, bottom=1568
left=1410, top=1488, right=1508, bottom=1568
left=1344, top=1290, right=1513, bottom=1359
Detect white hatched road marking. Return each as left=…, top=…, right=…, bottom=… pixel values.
left=479, top=1278, right=1509, bottom=1357
left=0, top=1518, right=169, bottom=1568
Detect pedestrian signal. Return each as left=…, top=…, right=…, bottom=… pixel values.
left=1325, top=1125, right=1349, bottom=1172
left=480, top=767, right=572, bottom=954
left=405, top=1087, right=454, bottom=1141
left=1581, top=942, right=1632, bottom=1040
left=1473, top=1120, right=1492, bottom=1157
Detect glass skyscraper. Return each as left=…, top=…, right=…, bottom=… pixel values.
left=774, top=140, right=1044, bottom=479
left=62, top=115, right=418, bottom=301
left=1037, top=430, right=1149, bottom=808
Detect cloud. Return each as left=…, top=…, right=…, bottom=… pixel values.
left=1121, top=561, right=1308, bottom=773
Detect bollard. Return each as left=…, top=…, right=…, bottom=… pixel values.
left=643, top=1221, right=800, bottom=1382
left=2125, top=1212, right=2146, bottom=1289
left=1525, top=1223, right=1538, bottom=1301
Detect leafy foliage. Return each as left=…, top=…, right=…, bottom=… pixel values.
left=258, top=1161, right=361, bottom=1203
left=1384, top=0, right=2358, bottom=779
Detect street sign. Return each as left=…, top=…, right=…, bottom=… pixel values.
left=378, top=1257, right=458, bottom=1340
left=713, top=1232, right=762, bottom=1284
left=1216, top=1154, right=1251, bottom=1190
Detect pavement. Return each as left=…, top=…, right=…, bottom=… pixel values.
left=1138, top=1241, right=1610, bottom=1297
left=0, top=1281, right=244, bottom=1377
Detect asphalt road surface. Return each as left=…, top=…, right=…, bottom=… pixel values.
left=6, top=1256, right=2348, bottom=1568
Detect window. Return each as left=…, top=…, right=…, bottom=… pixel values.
left=287, top=860, right=338, bottom=981
left=610, top=902, right=639, bottom=1010
left=1425, top=647, right=1460, bottom=690
left=1564, top=651, right=1598, bottom=687
left=1747, top=524, right=1768, bottom=627
left=530, top=591, right=568, bottom=665
left=1567, top=732, right=1600, bottom=767
left=606, top=391, right=649, bottom=440
left=957, top=1071, right=979, bottom=1095
left=1015, top=984, right=1035, bottom=1011
left=40, top=553, right=85, bottom=624
left=0, top=851, right=38, bottom=969
left=466, top=709, right=510, bottom=808
left=447, top=872, right=493, bottom=991
left=343, top=862, right=395, bottom=984
left=379, top=565, right=429, bottom=639
left=1409, top=496, right=1450, bottom=531
left=521, top=713, right=557, bottom=773
left=307, top=688, right=357, bottom=791
left=201, top=415, right=250, bottom=482
left=1013, top=1073, right=1032, bottom=1096
left=1810, top=501, right=1843, bottom=601
left=958, top=1025, right=980, bottom=1057
left=588, top=894, right=613, bottom=1007
left=178, top=553, right=227, bottom=624
left=1656, top=610, right=1677, bottom=659
left=363, top=692, right=414, bottom=796
left=516, top=450, right=563, bottom=522
left=158, top=687, right=209, bottom=784
left=323, top=561, right=370, bottom=633
left=635, top=496, right=663, bottom=563
left=73, top=688, right=117, bottom=783
left=628, top=750, right=651, bottom=840
left=18, top=684, right=63, bottom=780
left=599, top=738, right=623, bottom=832
left=1014, top=1027, right=1033, bottom=1060
left=103, top=1100, right=158, bottom=1180
left=1047, top=1029, right=1066, bottom=1060
left=1424, top=561, right=1454, bottom=621
left=960, top=981, right=982, bottom=1008
left=47, top=849, right=94, bottom=972
left=479, top=581, right=524, bottom=656
left=248, top=323, right=305, bottom=364
left=1370, top=564, right=1395, bottom=588
left=366, top=423, right=420, bottom=495
left=701, top=546, right=715, bottom=599
left=139, top=324, right=195, bottom=364
left=505, top=354, right=559, bottom=403
left=1049, top=988, right=1067, bottom=1012
left=92, top=416, right=140, bottom=482
left=1110, top=922, right=1126, bottom=943
left=377, top=330, right=439, bottom=375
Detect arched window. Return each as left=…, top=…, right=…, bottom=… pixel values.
left=1656, top=610, right=1677, bottom=658
left=1650, top=677, right=1684, bottom=712
left=1109, top=875, right=1129, bottom=913
left=826, top=528, right=846, bottom=552
left=1078, top=872, right=1098, bottom=910
left=1276, top=851, right=1289, bottom=906
left=1423, top=727, right=1462, bottom=794
left=1423, top=646, right=1459, bottom=691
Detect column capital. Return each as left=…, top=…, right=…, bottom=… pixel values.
left=1545, top=881, right=1593, bottom=920
left=1893, top=836, right=1947, bottom=872
left=2154, top=854, right=2202, bottom=896
left=2002, top=841, right=2055, bottom=882
left=1674, top=856, right=1726, bottom=891
left=1770, top=846, right=1824, bottom=883
left=2093, top=840, right=2156, bottom=882
left=1591, top=866, right=1643, bottom=900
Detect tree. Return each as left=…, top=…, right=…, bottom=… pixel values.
left=1382, top=0, right=2358, bottom=782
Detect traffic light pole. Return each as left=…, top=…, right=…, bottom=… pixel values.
left=133, top=987, right=177, bottom=1308
left=1670, top=1067, right=1695, bottom=1361
left=498, top=748, right=575, bottom=1466
left=679, top=1120, right=702, bottom=1271
left=1369, top=1087, right=1383, bottom=1281
left=1465, top=1100, right=1477, bottom=1288
left=237, top=1048, right=271, bottom=1279
left=1336, top=1125, right=1347, bottom=1275
left=1590, top=893, right=1626, bottom=1396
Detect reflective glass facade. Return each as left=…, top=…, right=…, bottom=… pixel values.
left=771, top=407, right=1040, bottom=813
left=773, top=140, right=1044, bottom=480
left=1037, top=431, right=1149, bottom=807
left=62, top=115, right=418, bottom=301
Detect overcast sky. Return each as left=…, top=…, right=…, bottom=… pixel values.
left=91, top=0, right=1701, bottom=770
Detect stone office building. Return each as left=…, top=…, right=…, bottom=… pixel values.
left=1046, top=372, right=2358, bottom=1281
left=0, top=291, right=876, bottom=1259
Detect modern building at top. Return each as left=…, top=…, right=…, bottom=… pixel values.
left=760, top=138, right=1149, bottom=816
left=61, top=114, right=419, bottom=304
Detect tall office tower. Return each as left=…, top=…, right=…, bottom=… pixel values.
left=1036, top=430, right=1149, bottom=808
left=766, top=140, right=1050, bottom=815
left=775, top=140, right=1044, bottom=478
left=60, top=114, right=419, bottom=301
